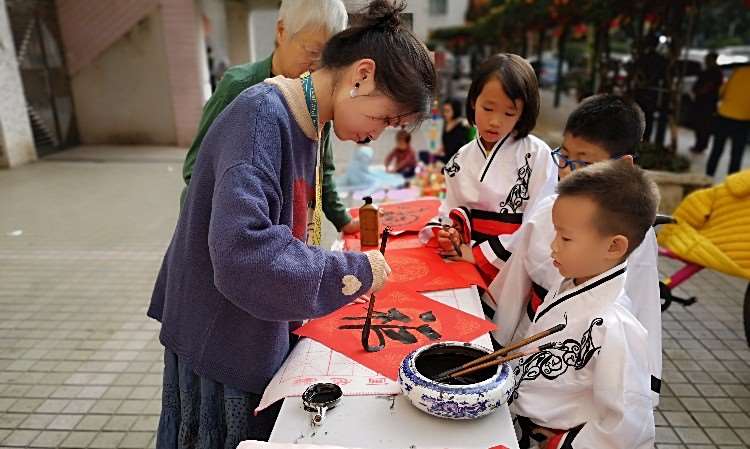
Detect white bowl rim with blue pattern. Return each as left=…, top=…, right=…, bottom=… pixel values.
left=399, top=341, right=512, bottom=395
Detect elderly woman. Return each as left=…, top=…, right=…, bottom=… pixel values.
left=181, top=0, right=358, bottom=233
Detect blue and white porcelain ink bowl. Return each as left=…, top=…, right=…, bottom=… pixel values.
left=398, top=341, right=514, bottom=420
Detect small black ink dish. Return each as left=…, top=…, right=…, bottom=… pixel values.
left=302, top=383, right=342, bottom=426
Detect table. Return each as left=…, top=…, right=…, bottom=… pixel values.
left=268, top=287, right=520, bottom=449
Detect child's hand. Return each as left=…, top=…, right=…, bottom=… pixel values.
left=437, top=227, right=462, bottom=253
left=342, top=218, right=360, bottom=234
left=441, top=243, right=474, bottom=264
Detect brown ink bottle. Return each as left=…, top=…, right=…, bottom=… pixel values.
left=359, top=196, right=380, bottom=247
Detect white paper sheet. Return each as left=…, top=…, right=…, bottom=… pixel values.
left=256, top=287, right=490, bottom=412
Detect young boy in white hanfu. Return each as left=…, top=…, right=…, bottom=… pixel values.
left=510, top=161, right=657, bottom=449
left=488, top=95, right=662, bottom=406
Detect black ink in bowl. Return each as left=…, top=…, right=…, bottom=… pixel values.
left=414, top=345, right=497, bottom=385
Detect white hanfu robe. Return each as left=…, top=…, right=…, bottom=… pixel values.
left=422, top=133, right=556, bottom=281
left=510, top=263, right=655, bottom=449
left=489, top=194, right=662, bottom=406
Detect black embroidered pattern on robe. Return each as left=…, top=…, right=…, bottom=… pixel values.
left=511, top=317, right=603, bottom=399
left=499, top=152, right=532, bottom=213
left=443, top=155, right=461, bottom=178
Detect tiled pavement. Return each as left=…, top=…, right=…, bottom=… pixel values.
left=656, top=257, right=750, bottom=448
left=1, top=148, right=750, bottom=448
left=0, top=154, right=182, bottom=448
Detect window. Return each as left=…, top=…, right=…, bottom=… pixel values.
left=429, top=0, right=447, bottom=16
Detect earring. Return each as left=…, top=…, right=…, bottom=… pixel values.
left=349, top=82, right=360, bottom=98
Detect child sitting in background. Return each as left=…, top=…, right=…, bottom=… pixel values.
left=336, top=143, right=405, bottom=195
left=490, top=95, right=662, bottom=406
left=511, top=161, right=657, bottom=449
left=385, top=129, right=417, bottom=178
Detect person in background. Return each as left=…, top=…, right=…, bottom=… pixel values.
left=183, top=0, right=360, bottom=234
left=690, top=52, right=723, bottom=154
left=439, top=98, right=472, bottom=163
left=336, top=142, right=404, bottom=194
left=385, top=129, right=417, bottom=178
left=706, top=65, right=750, bottom=177
left=631, top=35, right=667, bottom=143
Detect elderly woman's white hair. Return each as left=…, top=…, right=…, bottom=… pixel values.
left=278, top=0, right=348, bottom=38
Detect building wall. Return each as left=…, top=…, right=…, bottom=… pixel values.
left=343, top=0, right=468, bottom=42
left=0, top=0, right=35, bottom=167
left=70, top=9, right=177, bottom=144
left=161, top=0, right=206, bottom=146
left=56, top=0, right=205, bottom=147
left=200, top=0, right=230, bottom=65
left=407, top=0, right=469, bottom=42
left=226, top=0, right=250, bottom=65
left=57, top=0, right=159, bottom=75
left=249, top=6, right=277, bottom=62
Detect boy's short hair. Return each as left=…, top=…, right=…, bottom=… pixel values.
left=396, top=129, right=411, bottom=143
left=556, top=160, right=659, bottom=256
left=466, top=53, right=539, bottom=138
left=564, top=94, right=645, bottom=157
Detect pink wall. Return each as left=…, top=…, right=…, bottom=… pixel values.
left=56, top=0, right=204, bottom=146
left=56, top=0, right=159, bottom=75
left=160, top=0, right=204, bottom=146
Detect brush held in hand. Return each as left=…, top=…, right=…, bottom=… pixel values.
left=361, top=227, right=392, bottom=352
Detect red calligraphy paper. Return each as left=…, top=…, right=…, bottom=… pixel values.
left=294, top=287, right=496, bottom=380
left=384, top=247, right=470, bottom=292
left=449, top=260, right=489, bottom=291
left=344, top=242, right=486, bottom=289
left=349, top=198, right=440, bottom=234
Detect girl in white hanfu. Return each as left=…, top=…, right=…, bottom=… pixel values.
left=423, top=54, right=557, bottom=285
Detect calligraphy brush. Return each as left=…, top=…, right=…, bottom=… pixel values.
left=432, top=323, right=566, bottom=380
left=361, top=226, right=392, bottom=352
left=439, top=343, right=554, bottom=382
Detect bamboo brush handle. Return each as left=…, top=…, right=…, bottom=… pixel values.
left=438, top=323, right=565, bottom=378
left=450, top=347, right=542, bottom=379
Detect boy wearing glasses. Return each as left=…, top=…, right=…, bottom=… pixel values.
left=487, top=94, right=662, bottom=407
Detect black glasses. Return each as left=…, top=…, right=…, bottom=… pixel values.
left=551, top=147, right=592, bottom=171
left=551, top=147, right=625, bottom=171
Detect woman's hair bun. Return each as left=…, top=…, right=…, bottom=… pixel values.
left=359, top=0, right=405, bottom=32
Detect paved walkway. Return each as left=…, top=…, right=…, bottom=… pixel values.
left=0, top=146, right=748, bottom=448
left=0, top=152, right=182, bottom=449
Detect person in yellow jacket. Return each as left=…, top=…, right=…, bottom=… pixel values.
left=658, top=169, right=750, bottom=280
left=706, top=65, right=750, bottom=177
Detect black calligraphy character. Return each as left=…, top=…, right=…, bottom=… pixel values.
left=339, top=308, right=442, bottom=347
